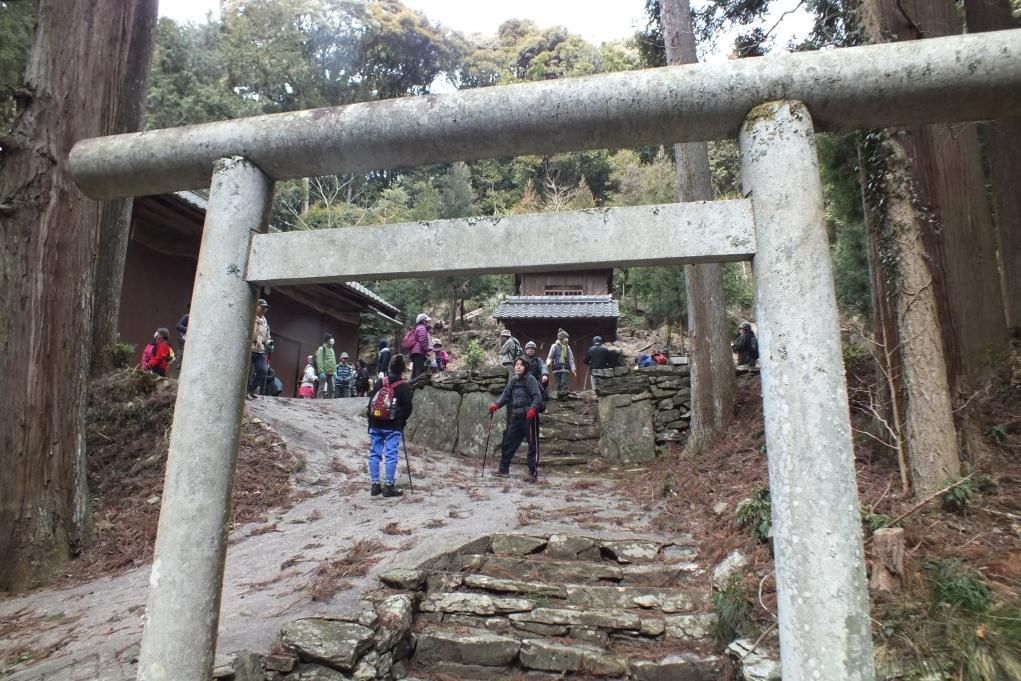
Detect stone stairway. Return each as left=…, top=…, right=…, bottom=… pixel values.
left=536, top=393, right=601, bottom=467
left=379, top=532, right=726, bottom=680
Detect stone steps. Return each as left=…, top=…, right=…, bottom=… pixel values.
left=535, top=395, right=601, bottom=466
left=372, top=532, right=725, bottom=680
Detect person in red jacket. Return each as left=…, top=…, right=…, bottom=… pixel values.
left=144, top=328, right=174, bottom=376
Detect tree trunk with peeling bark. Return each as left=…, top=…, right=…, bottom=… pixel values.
left=660, top=0, right=736, bottom=454
left=0, top=0, right=157, bottom=591
left=866, top=0, right=1008, bottom=394
left=964, top=0, right=1021, bottom=331
left=89, top=5, right=157, bottom=376
left=859, top=0, right=976, bottom=497
left=860, top=129, right=961, bottom=496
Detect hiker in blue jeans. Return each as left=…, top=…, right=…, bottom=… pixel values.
left=367, top=354, right=414, bottom=498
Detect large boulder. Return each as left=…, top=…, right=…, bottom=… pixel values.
left=287, top=664, right=351, bottom=680
left=280, top=619, right=374, bottom=672
left=456, top=391, right=506, bottom=459
left=375, top=594, right=414, bottom=652
left=598, top=394, right=656, bottom=464
left=405, top=386, right=462, bottom=452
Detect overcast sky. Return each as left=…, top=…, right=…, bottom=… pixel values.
left=157, top=0, right=811, bottom=60
left=158, top=0, right=647, bottom=43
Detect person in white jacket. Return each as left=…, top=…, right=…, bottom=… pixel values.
left=298, top=355, right=317, bottom=398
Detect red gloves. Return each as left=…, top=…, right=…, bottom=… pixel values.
left=488, top=403, right=498, bottom=414
left=527, top=408, right=537, bottom=420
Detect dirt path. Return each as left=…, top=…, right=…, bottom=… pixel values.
left=0, top=397, right=669, bottom=680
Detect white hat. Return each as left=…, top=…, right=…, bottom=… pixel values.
left=416, top=313, right=431, bottom=324
left=340, top=352, right=350, bottom=358
left=500, top=329, right=511, bottom=337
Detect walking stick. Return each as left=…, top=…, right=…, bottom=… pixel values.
left=529, top=416, right=541, bottom=481
left=401, top=437, right=414, bottom=494
left=480, top=413, right=495, bottom=477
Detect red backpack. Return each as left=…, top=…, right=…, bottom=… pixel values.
left=369, top=377, right=406, bottom=420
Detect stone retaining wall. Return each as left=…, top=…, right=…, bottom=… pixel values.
left=405, top=365, right=695, bottom=465
left=595, top=365, right=692, bottom=454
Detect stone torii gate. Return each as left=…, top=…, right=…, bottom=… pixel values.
left=69, top=30, right=1021, bottom=681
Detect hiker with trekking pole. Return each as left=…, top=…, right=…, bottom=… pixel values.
left=366, top=354, right=414, bottom=498
left=487, top=356, right=544, bottom=481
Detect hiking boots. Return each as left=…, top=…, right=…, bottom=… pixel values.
left=382, top=483, right=403, bottom=497
left=370, top=482, right=382, bottom=496
left=492, top=470, right=510, bottom=478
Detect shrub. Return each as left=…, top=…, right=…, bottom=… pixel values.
left=463, top=339, right=485, bottom=371
left=941, top=477, right=975, bottom=514
left=112, top=340, right=137, bottom=368
left=860, top=507, right=893, bottom=534
left=925, top=560, right=990, bottom=614
left=736, top=486, right=772, bottom=542
left=712, top=581, right=754, bottom=643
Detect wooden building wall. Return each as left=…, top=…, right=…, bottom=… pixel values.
left=120, top=197, right=367, bottom=397
left=516, top=270, right=613, bottom=296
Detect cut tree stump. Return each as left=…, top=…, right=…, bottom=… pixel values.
left=869, top=527, right=905, bottom=591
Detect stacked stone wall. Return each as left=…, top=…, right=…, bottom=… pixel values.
left=404, top=365, right=695, bottom=465
left=594, top=365, right=692, bottom=451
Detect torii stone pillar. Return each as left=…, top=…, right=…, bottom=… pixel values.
left=137, top=157, right=273, bottom=681
left=740, top=100, right=874, bottom=680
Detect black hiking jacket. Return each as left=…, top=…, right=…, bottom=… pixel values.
left=732, top=331, right=759, bottom=365
left=585, top=344, right=615, bottom=370
left=495, top=373, right=543, bottom=417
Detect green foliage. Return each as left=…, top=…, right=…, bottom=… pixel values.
left=0, top=0, right=37, bottom=131
left=722, top=263, right=754, bottom=315
left=146, top=18, right=260, bottom=130
left=941, top=477, right=976, bottom=514
left=842, top=337, right=870, bottom=369
left=712, top=581, right=754, bottom=643
left=925, top=560, right=991, bottom=614
left=112, top=341, right=137, bottom=369
left=874, top=592, right=1021, bottom=680
left=985, top=424, right=1008, bottom=445
left=463, top=339, right=485, bottom=371
left=438, top=162, right=477, bottom=219
left=831, top=222, right=871, bottom=317
left=818, top=133, right=872, bottom=318
left=735, top=486, right=772, bottom=542
left=708, top=140, right=742, bottom=198
left=607, top=148, right=677, bottom=206
left=860, top=507, right=893, bottom=534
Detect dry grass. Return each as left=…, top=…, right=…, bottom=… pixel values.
left=310, top=538, right=387, bottom=602
left=73, top=370, right=304, bottom=583
left=382, top=522, right=412, bottom=535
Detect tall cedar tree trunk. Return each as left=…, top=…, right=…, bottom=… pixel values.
left=964, top=0, right=1021, bottom=330
left=860, top=0, right=971, bottom=496
left=91, top=1, right=158, bottom=375
left=660, top=0, right=736, bottom=453
left=868, top=0, right=1008, bottom=392
left=0, top=0, right=157, bottom=591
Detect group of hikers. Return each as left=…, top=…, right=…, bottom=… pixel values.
left=299, top=333, right=372, bottom=399
left=140, top=300, right=759, bottom=498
